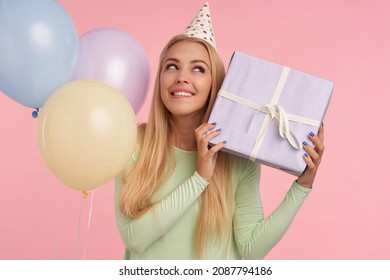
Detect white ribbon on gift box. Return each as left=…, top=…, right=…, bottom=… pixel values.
left=217, top=66, right=321, bottom=162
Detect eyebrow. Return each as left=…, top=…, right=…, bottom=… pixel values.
left=163, top=58, right=210, bottom=69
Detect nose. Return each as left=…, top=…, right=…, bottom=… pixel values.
left=175, top=69, right=190, bottom=84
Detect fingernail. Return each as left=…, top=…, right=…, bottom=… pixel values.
left=216, top=128, right=222, bottom=132
left=303, top=141, right=308, bottom=146
left=223, top=140, right=227, bottom=144
left=211, top=122, right=217, bottom=125
left=321, top=122, right=324, bottom=128
left=304, top=153, right=309, bottom=157
left=309, top=132, right=315, bottom=137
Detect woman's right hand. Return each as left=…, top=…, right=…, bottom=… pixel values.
left=195, top=123, right=226, bottom=182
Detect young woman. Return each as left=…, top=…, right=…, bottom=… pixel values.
left=114, top=33, right=325, bottom=259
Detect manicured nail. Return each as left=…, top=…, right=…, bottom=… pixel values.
left=303, top=141, right=308, bottom=146
left=216, top=128, right=222, bottom=132
left=223, top=140, right=227, bottom=144
left=304, top=153, right=309, bottom=157
left=211, top=122, right=217, bottom=125
left=309, top=132, right=315, bottom=137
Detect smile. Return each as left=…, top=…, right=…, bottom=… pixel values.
left=171, top=91, right=194, bottom=97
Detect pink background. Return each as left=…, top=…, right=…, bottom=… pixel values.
left=1, top=0, right=389, bottom=259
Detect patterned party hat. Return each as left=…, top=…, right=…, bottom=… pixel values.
left=183, top=2, right=216, bottom=49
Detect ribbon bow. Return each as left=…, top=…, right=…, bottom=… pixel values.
left=217, top=66, right=320, bottom=162
left=263, top=104, right=301, bottom=149
left=246, top=103, right=302, bottom=150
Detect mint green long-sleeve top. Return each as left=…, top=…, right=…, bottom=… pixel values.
left=115, top=146, right=311, bottom=260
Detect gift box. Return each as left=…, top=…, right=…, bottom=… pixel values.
left=208, top=51, right=333, bottom=176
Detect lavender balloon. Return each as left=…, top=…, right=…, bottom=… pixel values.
left=73, top=28, right=150, bottom=114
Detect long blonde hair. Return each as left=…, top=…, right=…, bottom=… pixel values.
left=120, top=35, right=232, bottom=258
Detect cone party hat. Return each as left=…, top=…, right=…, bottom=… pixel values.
left=183, top=2, right=216, bottom=49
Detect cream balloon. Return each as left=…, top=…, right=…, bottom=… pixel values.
left=38, top=80, right=137, bottom=191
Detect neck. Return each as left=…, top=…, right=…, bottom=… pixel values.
left=169, top=113, right=203, bottom=151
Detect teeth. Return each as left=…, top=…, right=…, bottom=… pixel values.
left=173, top=91, right=193, bottom=97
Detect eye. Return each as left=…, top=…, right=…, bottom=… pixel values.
left=193, top=66, right=205, bottom=73
left=166, top=64, right=178, bottom=70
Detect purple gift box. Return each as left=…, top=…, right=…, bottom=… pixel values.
left=208, top=51, right=333, bottom=176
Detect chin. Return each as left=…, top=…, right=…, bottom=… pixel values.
left=168, top=108, right=205, bottom=119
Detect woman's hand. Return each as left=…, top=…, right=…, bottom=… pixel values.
left=195, top=123, right=226, bottom=182
left=297, top=124, right=325, bottom=189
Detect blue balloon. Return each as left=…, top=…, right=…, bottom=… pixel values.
left=0, top=0, right=78, bottom=108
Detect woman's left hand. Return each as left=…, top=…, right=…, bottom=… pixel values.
left=296, top=124, right=325, bottom=189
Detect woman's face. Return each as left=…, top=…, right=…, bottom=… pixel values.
left=160, top=40, right=212, bottom=119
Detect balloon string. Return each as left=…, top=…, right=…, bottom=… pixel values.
left=83, top=190, right=95, bottom=260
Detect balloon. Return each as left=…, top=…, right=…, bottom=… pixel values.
left=0, top=0, right=78, bottom=108
left=37, top=80, right=137, bottom=191
left=73, top=28, right=149, bottom=114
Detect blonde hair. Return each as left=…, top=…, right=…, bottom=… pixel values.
left=120, top=35, right=232, bottom=258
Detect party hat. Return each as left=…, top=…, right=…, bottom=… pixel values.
left=183, top=2, right=216, bottom=49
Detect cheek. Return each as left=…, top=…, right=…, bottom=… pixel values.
left=160, top=74, right=168, bottom=91
left=200, top=77, right=212, bottom=97
left=160, top=71, right=174, bottom=89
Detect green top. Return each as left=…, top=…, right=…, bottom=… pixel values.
left=115, top=146, right=311, bottom=260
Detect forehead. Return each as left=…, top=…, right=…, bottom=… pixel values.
left=163, top=41, right=210, bottom=63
